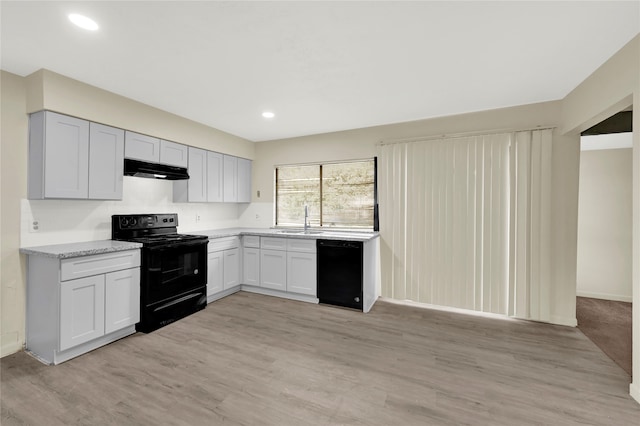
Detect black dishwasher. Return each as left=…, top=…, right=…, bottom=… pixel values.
left=317, top=239, right=363, bottom=310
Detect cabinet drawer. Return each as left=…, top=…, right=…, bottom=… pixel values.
left=243, top=235, right=260, bottom=248
left=261, top=237, right=287, bottom=251
left=287, top=238, right=316, bottom=253
left=61, top=250, right=141, bottom=282
left=208, top=236, right=239, bottom=252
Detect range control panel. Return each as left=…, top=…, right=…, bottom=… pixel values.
left=113, top=213, right=178, bottom=231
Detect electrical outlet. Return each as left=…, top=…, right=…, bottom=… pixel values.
left=196, top=214, right=201, bottom=223
left=255, top=214, right=260, bottom=220
left=30, top=220, right=40, bottom=233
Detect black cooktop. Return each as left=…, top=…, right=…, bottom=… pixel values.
left=112, top=213, right=208, bottom=247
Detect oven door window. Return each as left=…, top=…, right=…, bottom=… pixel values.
left=144, top=241, right=207, bottom=305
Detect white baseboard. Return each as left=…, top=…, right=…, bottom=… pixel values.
left=1, top=339, right=23, bottom=358
left=241, top=285, right=319, bottom=304
left=379, top=297, right=520, bottom=322
left=379, top=298, right=578, bottom=327
left=630, top=382, right=640, bottom=405
left=576, top=291, right=632, bottom=303
left=549, top=315, right=578, bottom=327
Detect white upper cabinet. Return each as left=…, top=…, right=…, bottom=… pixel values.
left=29, top=111, right=124, bottom=200
left=28, top=110, right=250, bottom=204
left=237, top=157, right=252, bottom=203
left=125, top=132, right=187, bottom=167
left=159, top=140, right=188, bottom=168
left=173, top=147, right=206, bottom=203
left=207, top=151, right=224, bottom=202
left=89, top=122, right=124, bottom=200
left=175, top=151, right=249, bottom=204
left=223, top=155, right=238, bottom=202
left=187, top=147, right=207, bottom=202
left=124, top=131, right=160, bottom=162
left=29, top=111, right=90, bottom=199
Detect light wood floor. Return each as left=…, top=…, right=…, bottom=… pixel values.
left=2, top=292, right=639, bottom=425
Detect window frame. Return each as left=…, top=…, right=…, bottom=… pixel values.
left=274, top=158, right=378, bottom=230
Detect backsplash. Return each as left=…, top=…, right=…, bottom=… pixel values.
left=21, top=177, right=240, bottom=247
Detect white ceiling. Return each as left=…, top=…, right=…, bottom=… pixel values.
left=1, top=1, right=639, bottom=142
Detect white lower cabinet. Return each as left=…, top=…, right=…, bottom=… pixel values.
left=287, top=252, right=317, bottom=296
left=223, top=248, right=240, bottom=289
left=260, top=249, right=287, bottom=291
left=243, top=248, right=260, bottom=286
left=60, top=275, right=105, bottom=351
left=104, top=268, right=140, bottom=334
left=243, top=236, right=317, bottom=299
left=207, top=237, right=240, bottom=301
left=207, top=251, right=224, bottom=296
left=25, top=249, right=141, bottom=365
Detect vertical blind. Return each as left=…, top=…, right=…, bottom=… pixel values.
left=379, top=129, right=553, bottom=321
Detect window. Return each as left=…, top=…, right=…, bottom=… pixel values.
left=276, top=159, right=376, bottom=229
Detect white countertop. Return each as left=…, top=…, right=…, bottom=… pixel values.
left=19, top=228, right=377, bottom=259
left=20, top=240, right=143, bottom=259
left=192, top=227, right=379, bottom=242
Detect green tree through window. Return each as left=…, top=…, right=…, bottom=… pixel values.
left=276, top=159, right=375, bottom=229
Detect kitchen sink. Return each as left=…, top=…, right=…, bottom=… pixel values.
left=276, top=229, right=323, bottom=235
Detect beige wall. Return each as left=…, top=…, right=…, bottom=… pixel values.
left=248, top=100, right=580, bottom=327
left=1, top=71, right=28, bottom=356
left=562, top=37, right=638, bottom=135
left=560, top=34, right=639, bottom=403
left=27, top=69, right=254, bottom=159
left=577, top=146, right=632, bottom=302
left=252, top=101, right=562, bottom=202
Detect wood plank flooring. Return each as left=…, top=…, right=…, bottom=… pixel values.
left=2, top=292, right=639, bottom=425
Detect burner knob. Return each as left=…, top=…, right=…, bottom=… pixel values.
left=130, top=218, right=137, bottom=226
left=120, top=217, right=129, bottom=227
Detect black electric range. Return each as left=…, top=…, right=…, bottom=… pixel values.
left=112, top=213, right=208, bottom=332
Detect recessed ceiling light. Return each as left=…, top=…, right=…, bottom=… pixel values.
left=68, top=13, right=99, bottom=31
left=262, top=111, right=275, bottom=119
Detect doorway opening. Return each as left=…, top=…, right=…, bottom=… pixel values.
left=576, top=108, right=633, bottom=376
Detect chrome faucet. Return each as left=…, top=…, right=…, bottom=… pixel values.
left=304, top=205, right=309, bottom=232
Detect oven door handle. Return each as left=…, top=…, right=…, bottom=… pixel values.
left=153, top=292, right=204, bottom=312
left=146, top=240, right=208, bottom=251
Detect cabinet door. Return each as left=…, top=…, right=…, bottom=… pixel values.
left=104, top=268, right=140, bottom=334
left=188, top=147, right=207, bottom=202
left=160, top=140, right=188, bottom=167
left=224, top=248, right=240, bottom=290
left=237, top=158, right=252, bottom=203
left=124, top=131, right=160, bottom=162
left=60, top=275, right=105, bottom=351
left=260, top=249, right=287, bottom=291
left=287, top=252, right=317, bottom=296
left=223, top=155, right=238, bottom=202
left=89, top=122, right=124, bottom=200
left=44, top=112, right=90, bottom=199
left=207, top=251, right=224, bottom=296
left=207, top=151, right=224, bottom=202
left=243, top=248, right=260, bottom=286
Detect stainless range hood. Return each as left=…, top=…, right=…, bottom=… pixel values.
left=124, top=159, right=189, bottom=180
